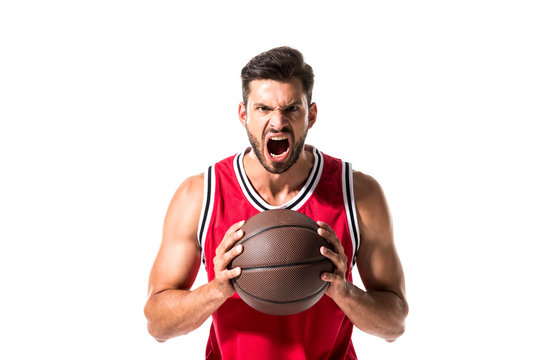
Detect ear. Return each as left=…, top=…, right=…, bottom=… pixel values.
left=239, top=102, right=247, bottom=128
left=308, top=102, right=318, bottom=129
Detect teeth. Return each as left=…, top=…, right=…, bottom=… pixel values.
left=270, top=136, right=287, bottom=141
left=270, top=152, right=286, bottom=158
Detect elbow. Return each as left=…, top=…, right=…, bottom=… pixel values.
left=145, top=311, right=166, bottom=342
left=144, top=301, right=172, bottom=342
left=385, top=323, right=405, bottom=342
left=147, top=321, right=192, bottom=342
left=386, top=299, right=409, bottom=342
left=144, top=302, right=192, bottom=341
left=146, top=322, right=170, bottom=343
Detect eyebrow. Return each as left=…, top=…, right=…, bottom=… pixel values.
left=252, top=101, right=303, bottom=109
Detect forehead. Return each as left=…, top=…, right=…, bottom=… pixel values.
left=247, top=78, right=306, bottom=105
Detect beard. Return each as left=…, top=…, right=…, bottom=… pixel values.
left=246, top=125, right=308, bottom=174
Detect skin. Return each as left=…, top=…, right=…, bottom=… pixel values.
left=239, top=78, right=318, bottom=205
left=144, top=77, right=408, bottom=343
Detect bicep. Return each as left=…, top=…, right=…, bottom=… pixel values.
left=147, top=175, right=204, bottom=296
left=356, top=237, right=405, bottom=297
left=354, top=172, right=406, bottom=298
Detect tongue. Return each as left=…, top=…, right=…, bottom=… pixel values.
left=268, top=138, right=289, bottom=156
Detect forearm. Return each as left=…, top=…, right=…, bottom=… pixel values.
left=144, top=280, right=228, bottom=342
left=334, top=283, right=408, bottom=342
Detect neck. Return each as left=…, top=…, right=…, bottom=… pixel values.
left=243, top=145, right=314, bottom=207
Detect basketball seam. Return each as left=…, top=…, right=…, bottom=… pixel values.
left=239, top=224, right=319, bottom=245
left=239, top=257, right=331, bottom=271
left=233, top=279, right=329, bottom=305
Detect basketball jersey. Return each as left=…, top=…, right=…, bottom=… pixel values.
left=198, top=147, right=360, bottom=360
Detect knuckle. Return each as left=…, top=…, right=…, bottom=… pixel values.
left=226, top=268, right=240, bottom=279
left=224, top=252, right=235, bottom=264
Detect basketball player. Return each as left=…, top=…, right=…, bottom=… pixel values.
left=144, top=47, right=408, bottom=359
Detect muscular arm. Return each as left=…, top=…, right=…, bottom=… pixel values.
left=319, top=171, right=408, bottom=342
left=144, top=175, right=244, bottom=342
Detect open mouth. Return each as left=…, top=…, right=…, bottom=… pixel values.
left=267, top=135, right=290, bottom=160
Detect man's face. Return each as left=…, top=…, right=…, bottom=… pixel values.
left=239, top=77, right=317, bottom=174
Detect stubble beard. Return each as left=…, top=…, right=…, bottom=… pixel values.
left=246, top=126, right=308, bottom=175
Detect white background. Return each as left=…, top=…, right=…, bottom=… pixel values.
left=1, top=1, right=538, bottom=359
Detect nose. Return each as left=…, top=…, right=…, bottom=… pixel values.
left=268, top=108, right=286, bottom=130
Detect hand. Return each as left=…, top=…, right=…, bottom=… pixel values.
left=317, top=221, right=350, bottom=299
left=212, top=220, right=245, bottom=298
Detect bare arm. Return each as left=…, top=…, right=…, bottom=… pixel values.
left=144, top=174, right=244, bottom=342
left=319, top=171, right=408, bottom=342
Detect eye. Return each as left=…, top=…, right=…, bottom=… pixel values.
left=257, top=106, right=271, bottom=112
left=286, top=105, right=299, bottom=112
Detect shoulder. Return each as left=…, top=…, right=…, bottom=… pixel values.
left=353, top=171, right=384, bottom=202
left=168, top=152, right=239, bottom=224
left=164, top=173, right=205, bottom=238
left=352, top=171, right=392, bottom=231
left=172, top=173, right=205, bottom=205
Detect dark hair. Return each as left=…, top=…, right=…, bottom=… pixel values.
left=241, top=46, right=314, bottom=105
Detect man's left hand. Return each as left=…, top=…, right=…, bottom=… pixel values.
left=317, top=221, right=350, bottom=299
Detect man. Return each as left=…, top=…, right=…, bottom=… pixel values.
left=144, top=47, right=408, bottom=359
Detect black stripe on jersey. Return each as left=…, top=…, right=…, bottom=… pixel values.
left=235, top=148, right=322, bottom=211
left=344, top=162, right=360, bottom=259
left=235, top=154, right=269, bottom=211
left=286, top=149, right=322, bottom=210
left=198, top=165, right=213, bottom=245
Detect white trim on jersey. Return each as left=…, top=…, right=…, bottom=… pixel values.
left=343, top=162, right=360, bottom=265
left=233, top=147, right=324, bottom=212
left=197, top=165, right=215, bottom=265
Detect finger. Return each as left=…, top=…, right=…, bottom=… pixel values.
left=223, top=244, right=243, bottom=267
left=316, top=221, right=335, bottom=235
left=317, top=224, right=345, bottom=254
left=216, top=228, right=244, bottom=256
left=320, top=271, right=338, bottom=282
left=221, top=266, right=242, bottom=280
left=225, top=220, right=246, bottom=237
left=214, top=243, right=244, bottom=269
left=216, top=220, right=245, bottom=254
left=321, top=245, right=348, bottom=275
left=214, top=265, right=242, bottom=283
left=320, top=244, right=345, bottom=266
left=320, top=245, right=337, bottom=260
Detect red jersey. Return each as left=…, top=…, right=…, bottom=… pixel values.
left=197, top=147, right=360, bottom=360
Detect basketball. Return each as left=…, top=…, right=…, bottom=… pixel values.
left=229, top=209, right=334, bottom=316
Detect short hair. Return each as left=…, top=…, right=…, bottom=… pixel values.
left=241, top=46, right=314, bottom=105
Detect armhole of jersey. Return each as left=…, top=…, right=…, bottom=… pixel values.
left=197, top=165, right=215, bottom=265
left=343, top=162, right=360, bottom=265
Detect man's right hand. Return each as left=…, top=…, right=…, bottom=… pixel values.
left=212, top=220, right=245, bottom=298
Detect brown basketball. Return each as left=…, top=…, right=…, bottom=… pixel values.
left=229, top=209, right=334, bottom=316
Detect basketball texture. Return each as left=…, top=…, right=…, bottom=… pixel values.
left=230, top=209, right=334, bottom=316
